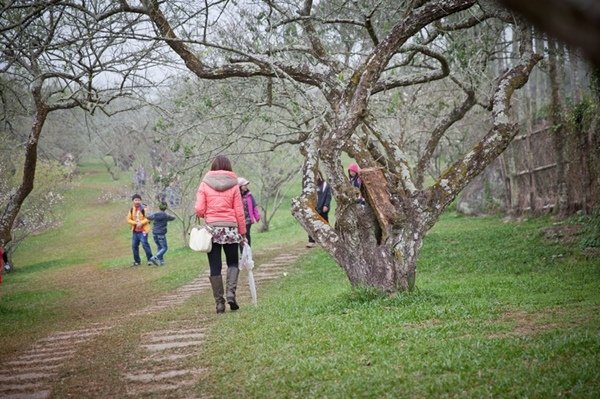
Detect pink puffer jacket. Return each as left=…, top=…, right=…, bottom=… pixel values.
left=195, top=170, right=247, bottom=235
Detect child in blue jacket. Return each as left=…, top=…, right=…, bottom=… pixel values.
left=148, top=202, right=176, bottom=266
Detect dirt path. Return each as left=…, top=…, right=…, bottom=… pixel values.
left=0, top=248, right=307, bottom=399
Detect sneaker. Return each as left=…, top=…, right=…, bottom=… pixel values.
left=131, top=262, right=140, bottom=267
left=149, top=257, right=159, bottom=266
left=306, top=242, right=316, bottom=248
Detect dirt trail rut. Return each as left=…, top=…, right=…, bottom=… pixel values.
left=0, top=248, right=306, bottom=399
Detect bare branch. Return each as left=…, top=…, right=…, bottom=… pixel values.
left=425, top=25, right=542, bottom=222
left=414, top=89, right=476, bottom=189
left=372, top=45, right=450, bottom=94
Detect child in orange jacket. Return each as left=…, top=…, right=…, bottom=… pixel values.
left=127, top=194, right=156, bottom=266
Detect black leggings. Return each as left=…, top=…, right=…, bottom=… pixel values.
left=207, top=242, right=239, bottom=276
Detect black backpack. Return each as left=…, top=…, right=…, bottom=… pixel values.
left=130, top=204, right=146, bottom=217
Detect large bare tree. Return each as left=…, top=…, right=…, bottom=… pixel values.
left=1, top=1, right=544, bottom=294
left=0, top=1, right=165, bottom=246
left=109, top=0, right=542, bottom=293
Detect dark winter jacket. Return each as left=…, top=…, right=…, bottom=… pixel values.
left=316, top=181, right=332, bottom=214
left=147, top=211, right=175, bottom=235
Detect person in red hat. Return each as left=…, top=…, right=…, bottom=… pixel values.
left=347, top=162, right=365, bottom=205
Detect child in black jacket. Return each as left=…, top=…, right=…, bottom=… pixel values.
left=148, top=202, right=176, bottom=266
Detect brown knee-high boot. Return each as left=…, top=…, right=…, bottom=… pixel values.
left=209, top=275, right=226, bottom=314
left=226, top=267, right=240, bottom=310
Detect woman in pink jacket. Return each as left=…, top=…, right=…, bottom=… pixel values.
left=195, top=155, right=247, bottom=313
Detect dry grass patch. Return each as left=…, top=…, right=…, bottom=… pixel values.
left=490, top=307, right=597, bottom=338
left=45, top=262, right=163, bottom=322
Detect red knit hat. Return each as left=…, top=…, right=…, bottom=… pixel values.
left=348, top=163, right=360, bottom=174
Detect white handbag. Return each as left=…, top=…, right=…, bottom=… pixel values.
left=189, top=225, right=213, bottom=252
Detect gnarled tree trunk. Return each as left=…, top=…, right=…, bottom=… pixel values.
left=292, top=43, right=541, bottom=293
left=0, top=84, right=48, bottom=247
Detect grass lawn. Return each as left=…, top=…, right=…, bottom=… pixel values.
left=0, top=159, right=307, bottom=359
left=199, top=213, right=600, bottom=398
left=0, top=161, right=598, bottom=398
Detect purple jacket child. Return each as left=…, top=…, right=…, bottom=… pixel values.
left=238, top=177, right=260, bottom=247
